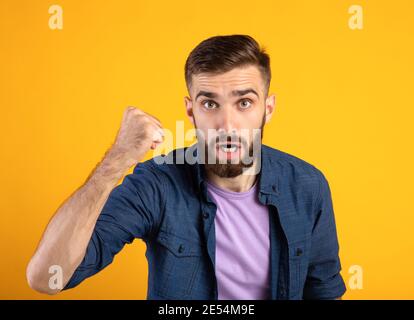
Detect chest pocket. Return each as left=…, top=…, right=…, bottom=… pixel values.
left=154, top=230, right=205, bottom=299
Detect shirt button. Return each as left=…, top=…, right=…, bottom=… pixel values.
left=296, top=248, right=303, bottom=256
left=202, top=212, right=209, bottom=219
left=178, top=244, right=184, bottom=253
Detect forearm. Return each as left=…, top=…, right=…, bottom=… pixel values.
left=26, top=147, right=133, bottom=294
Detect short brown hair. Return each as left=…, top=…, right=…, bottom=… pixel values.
left=185, top=34, right=271, bottom=94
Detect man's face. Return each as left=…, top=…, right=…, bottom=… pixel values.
left=185, top=65, right=275, bottom=177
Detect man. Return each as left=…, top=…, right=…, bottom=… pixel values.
left=27, top=35, right=346, bottom=300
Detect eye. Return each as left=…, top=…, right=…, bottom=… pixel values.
left=202, top=100, right=218, bottom=109
left=239, top=99, right=253, bottom=109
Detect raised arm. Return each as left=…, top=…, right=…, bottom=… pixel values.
left=26, top=106, right=164, bottom=294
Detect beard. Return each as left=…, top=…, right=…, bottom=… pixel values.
left=204, top=139, right=255, bottom=178
left=194, top=112, right=266, bottom=178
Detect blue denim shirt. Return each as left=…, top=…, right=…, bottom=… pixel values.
left=63, top=143, right=346, bottom=300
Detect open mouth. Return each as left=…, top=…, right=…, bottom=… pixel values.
left=217, top=143, right=241, bottom=153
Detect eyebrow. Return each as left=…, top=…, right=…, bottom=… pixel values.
left=231, top=89, right=259, bottom=98
left=195, top=88, right=259, bottom=101
left=195, top=90, right=218, bottom=101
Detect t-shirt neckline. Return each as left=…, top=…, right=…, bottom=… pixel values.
left=206, top=178, right=258, bottom=199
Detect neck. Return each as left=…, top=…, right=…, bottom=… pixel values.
left=205, top=161, right=260, bottom=193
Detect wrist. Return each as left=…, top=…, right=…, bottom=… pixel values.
left=88, top=147, right=134, bottom=189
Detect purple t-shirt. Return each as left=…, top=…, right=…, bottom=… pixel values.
left=206, top=179, right=271, bottom=300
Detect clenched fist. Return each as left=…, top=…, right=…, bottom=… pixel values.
left=111, top=106, right=164, bottom=166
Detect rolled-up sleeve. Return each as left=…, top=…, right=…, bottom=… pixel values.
left=62, top=160, right=165, bottom=290
left=303, top=170, right=347, bottom=299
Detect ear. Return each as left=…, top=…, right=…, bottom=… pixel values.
left=264, top=94, right=276, bottom=124
left=184, top=96, right=194, bottom=125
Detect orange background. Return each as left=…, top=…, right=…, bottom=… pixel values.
left=1, top=0, right=413, bottom=299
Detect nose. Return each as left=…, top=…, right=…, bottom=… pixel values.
left=219, top=106, right=237, bottom=134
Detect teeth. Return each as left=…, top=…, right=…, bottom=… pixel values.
left=220, top=145, right=238, bottom=152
